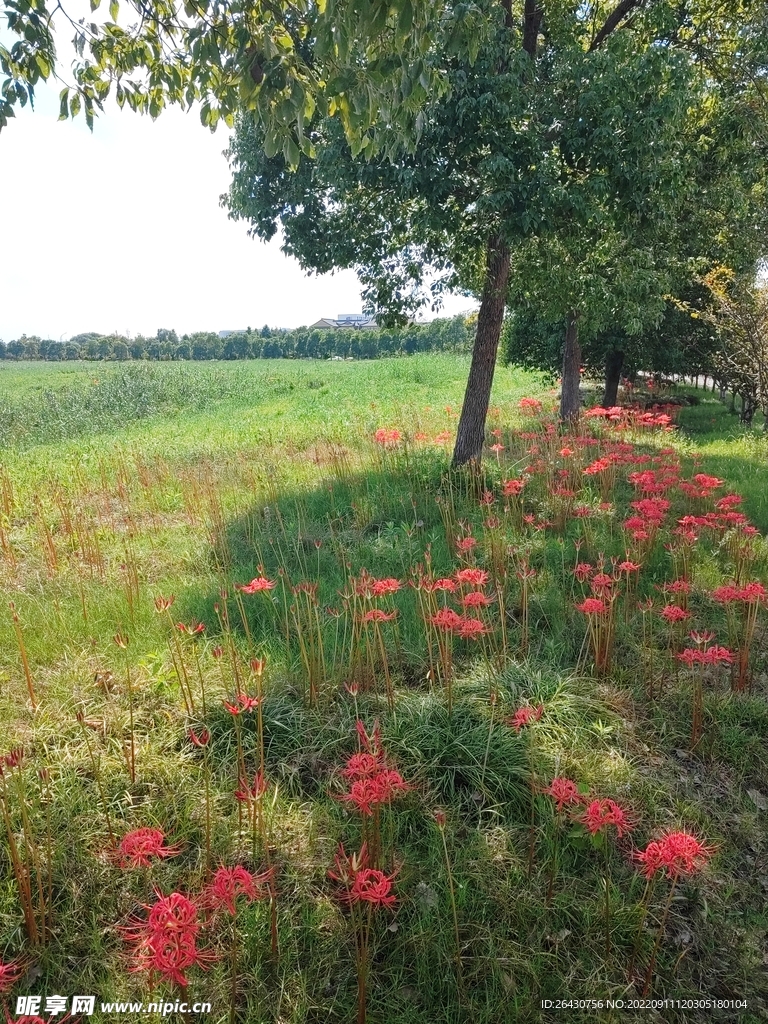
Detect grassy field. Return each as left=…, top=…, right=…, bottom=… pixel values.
left=0, top=356, right=766, bottom=1024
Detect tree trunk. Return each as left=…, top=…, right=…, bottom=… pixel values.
left=559, top=312, right=581, bottom=422
left=451, top=235, right=511, bottom=466
left=602, top=348, right=624, bottom=407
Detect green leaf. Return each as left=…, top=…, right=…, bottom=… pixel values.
left=109, top=0, right=118, bottom=21
left=89, top=0, right=101, bottom=10
left=58, top=87, right=69, bottom=120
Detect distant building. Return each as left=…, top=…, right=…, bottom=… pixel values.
left=309, top=313, right=378, bottom=330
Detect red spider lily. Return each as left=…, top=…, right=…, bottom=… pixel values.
left=250, top=657, right=266, bottom=675
left=349, top=868, right=397, bottom=908
left=455, top=536, right=477, bottom=553
left=234, top=772, right=267, bottom=803
left=689, top=630, right=715, bottom=646
left=222, top=693, right=262, bottom=714
left=590, top=572, right=614, bottom=593
left=506, top=704, right=544, bottom=733
left=360, top=608, right=398, bottom=623
left=204, top=865, right=273, bottom=915
left=454, top=568, right=489, bottom=587
left=355, top=720, right=383, bottom=757
left=0, top=958, right=24, bottom=993
left=518, top=397, right=542, bottom=414
left=176, top=622, right=206, bottom=635
left=212, top=645, right=224, bottom=659
left=373, top=428, right=402, bottom=445
left=344, top=681, right=360, bottom=696
left=370, top=578, right=401, bottom=597
left=559, top=447, right=575, bottom=458
left=543, top=778, right=583, bottom=812
left=489, top=443, right=505, bottom=454
left=479, top=490, right=495, bottom=505
left=618, top=560, right=641, bottom=573
left=430, top=577, right=457, bottom=593
left=339, top=770, right=410, bottom=816
left=431, top=608, right=464, bottom=632
left=188, top=728, right=211, bottom=747
left=327, top=842, right=369, bottom=887
left=461, top=591, right=494, bottom=608
left=456, top=617, right=488, bottom=640
left=573, top=563, right=593, bottom=582
left=122, top=890, right=209, bottom=987
left=677, top=645, right=733, bottom=667
left=660, top=604, right=689, bottom=623
left=113, top=631, right=129, bottom=648
left=153, top=595, right=175, bottom=612
left=235, top=576, right=276, bottom=594
left=580, top=799, right=631, bottom=838
left=716, top=493, right=743, bottom=510
left=114, top=828, right=182, bottom=869
left=693, top=473, right=724, bottom=491
left=575, top=597, right=607, bottom=615
left=2, top=747, right=23, bottom=771
left=664, top=579, right=691, bottom=595
left=636, top=831, right=713, bottom=878
left=341, top=753, right=382, bottom=780
left=502, top=478, right=525, bottom=496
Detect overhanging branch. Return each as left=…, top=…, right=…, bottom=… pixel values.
left=588, top=0, right=645, bottom=52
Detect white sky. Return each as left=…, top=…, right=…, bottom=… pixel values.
left=0, top=31, right=474, bottom=342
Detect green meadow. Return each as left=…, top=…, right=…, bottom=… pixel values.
left=0, top=356, right=766, bottom=1024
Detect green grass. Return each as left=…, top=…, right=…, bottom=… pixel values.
left=0, top=357, right=765, bottom=1024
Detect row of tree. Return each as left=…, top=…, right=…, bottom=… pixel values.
left=0, top=316, right=473, bottom=362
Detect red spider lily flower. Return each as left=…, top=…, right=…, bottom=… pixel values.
left=339, top=778, right=383, bottom=816
left=455, top=568, right=489, bottom=587
left=177, top=622, right=206, bottom=635
left=222, top=693, right=262, bottom=714
left=212, top=645, right=223, bottom=659
left=677, top=648, right=701, bottom=667
left=341, top=752, right=382, bottom=779
left=113, top=631, right=129, bottom=648
left=636, top=831, right=713, bottom=878
left=693, top=473, right=724, bottom=490
left=559, top=447, right=575, bottom=458
left=479, top=490, right=495, bottom=506
left=664, top=579, right=692, bottom=595
left=740, top=581, right=768, bottom=602
left=344, top=681, right=360, bottom=697
left=349, top=868, right=397, bottom=908
left=431, top=607, right=464, bottom=632
left=575, top=598, right=607, bottom=615
left=0, top=958, right=24, bottom=993
left=543, top=777, right=583, bottom=812
left=361, top=608, right=398, bottom=623
left=328, top=842, right=370, bottom=887
left=430, top=577, right=457, bottom=592
left=702, top=645, right=733, bottom=665
left=489, top=443, right=505, bottom=454
left=433, top=808, right=447, bottom=829
left=660, top=604, right=689, bottom=623
left=635, top=839, right=667, bottom=878
left=618, top=560, right=641, bottom=573
left=711, top=585, right=741, bottom=604
left=373, top=769, right=411, bottom=802
left=689, top=630, right=715, bottom=646
left=461, top=591, right=494, bottom=608
left=115, top=828, right=182, bottom=869
left=123, top=890, right=209, bottom=987
left=235, top=576, right=276, bottom=594
left=456, top=616, right=488, bottom=640
left=154, top=595, right=175, bottom=612
left=234, top=772, right=267, bottom=803
left=250, top=657, right=266, bottom=675
left=188, top=728, right=211, bottom=747
left=355, top=720, right=383, bottom=756
left=506, top=704, right=544, bottom=733
left=590, top=572, right=614, bottom=593
left=374, top=428, right=402, bottom=445
left=485, top=515, right=502, bottom=529
left=715, top=493, right=743, bottom=510
left=502, top=478, right=526, bottom=497
left=204, top=865, right=273, bottom=915
left=573, top=563, right=593, bottom=582
left=580, top=799, right=632, bottom=838
left=455, top=536, right=477, bottom=552
left=370, top=577, right=401, bottom=597
left=2, top=747, right=23, bottom=771
left=518, top=397, right=543, bottom=414
left=657, top=830, right=714, bottom=875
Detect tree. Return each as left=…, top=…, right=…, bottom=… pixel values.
left=224, top=2, right=768, bottom=462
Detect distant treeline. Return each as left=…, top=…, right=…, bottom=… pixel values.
left=0, top=316, right=474, bottom=362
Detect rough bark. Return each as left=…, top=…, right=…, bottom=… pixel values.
left=451, top=236, right=511, bottom=466
left=559, top=312, right=582, bottom=422
left=602, top=348, right=624, bottom=407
